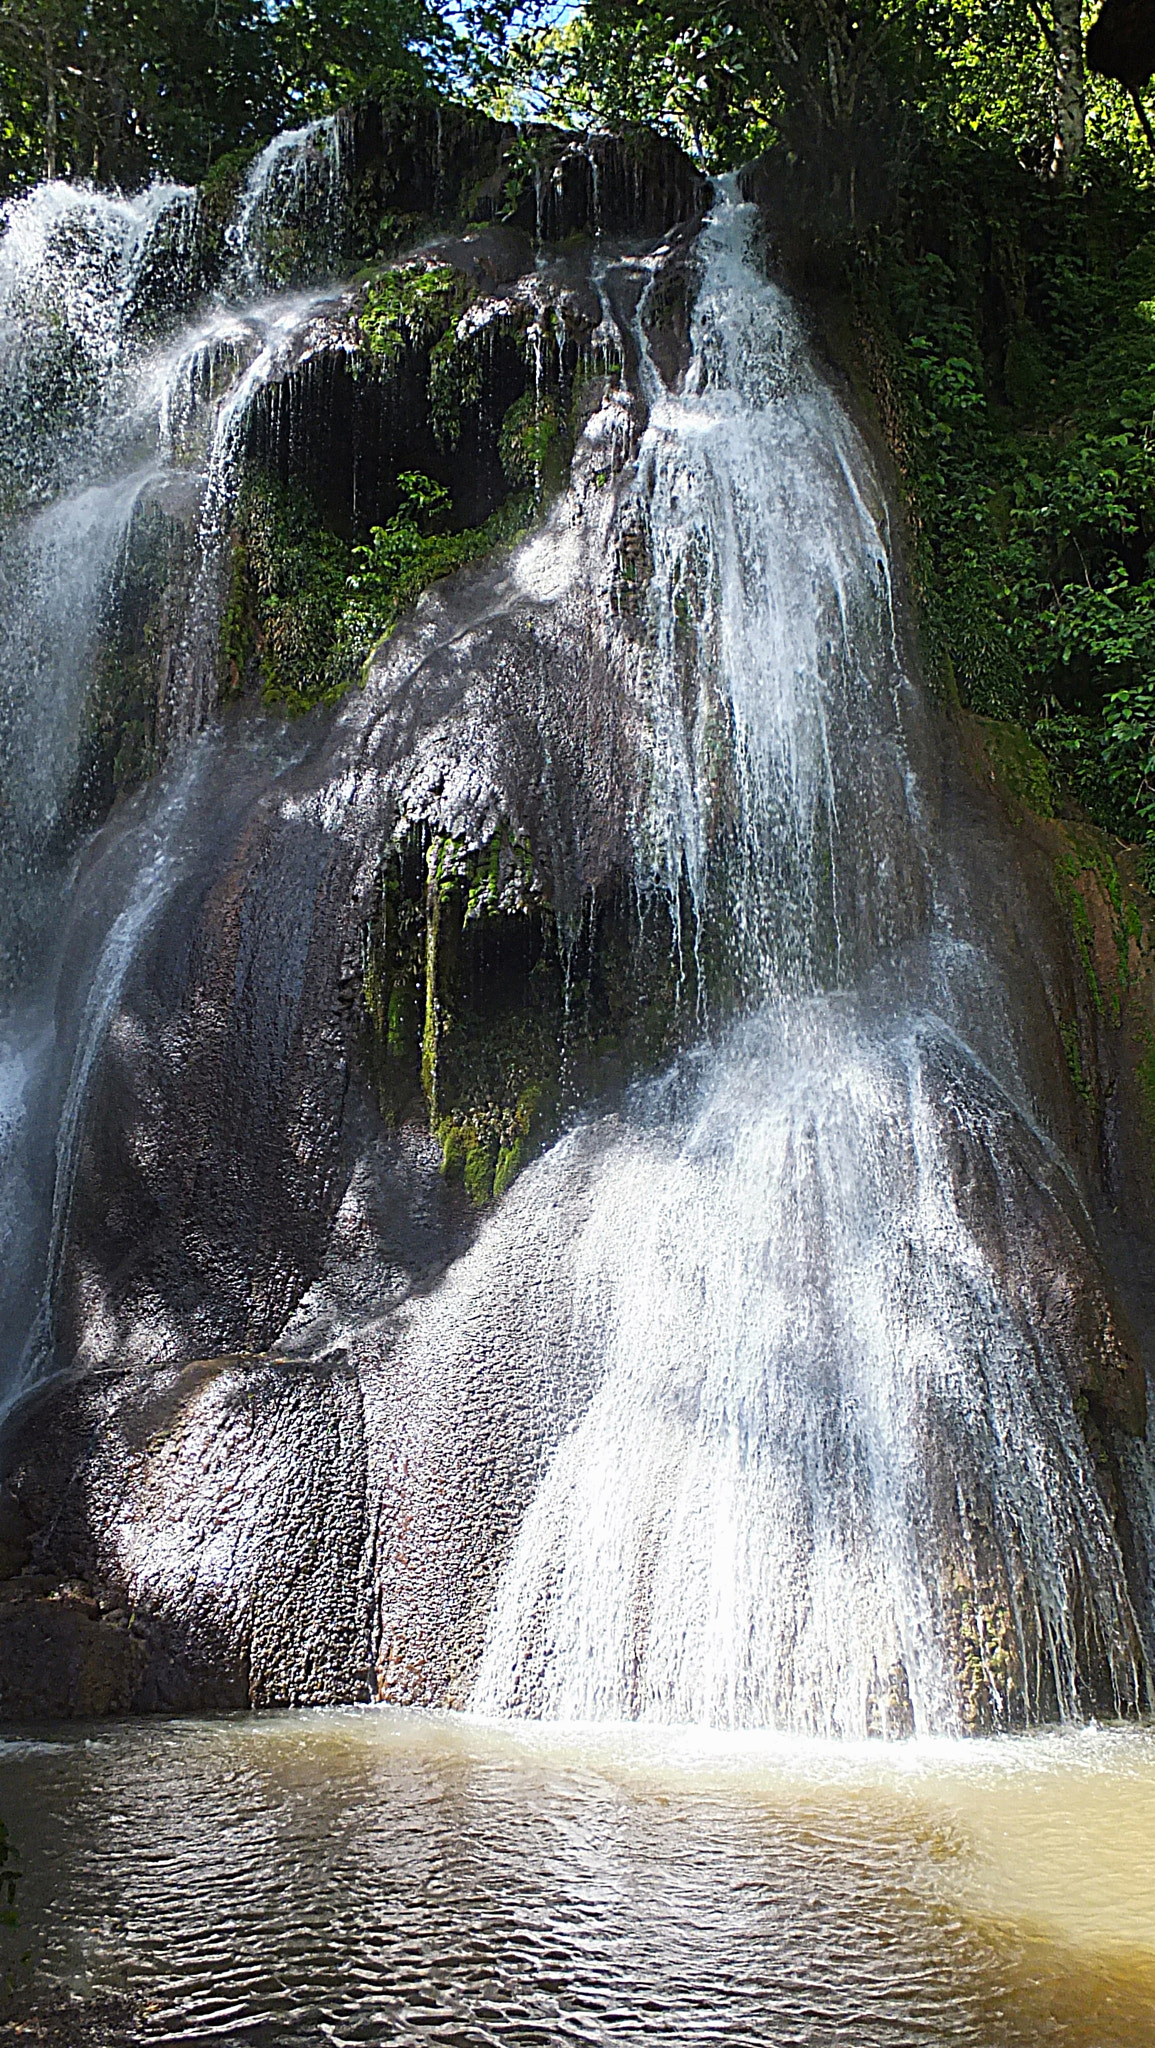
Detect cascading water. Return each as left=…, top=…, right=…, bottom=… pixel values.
left=0, top=129, right=344, bottom=1401
left=0, top=133, right=1150, bottom=1745
left=467, top=185, right=1148, bottom=1736
left=226, top=117, right=346, bottom=293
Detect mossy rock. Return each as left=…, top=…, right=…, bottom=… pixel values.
left=361, top=821, right=696, bottom=1207
left=977, top=717, right=1055, bottom=818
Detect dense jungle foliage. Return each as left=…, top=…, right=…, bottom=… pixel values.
left=0, top=0, right=534, bottom=188
left=4, top=1, right=1155, bottom=843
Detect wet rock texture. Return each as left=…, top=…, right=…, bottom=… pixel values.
left=3, top=142, right=1155, bottom=1725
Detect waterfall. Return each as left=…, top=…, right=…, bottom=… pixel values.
left=0, top=152, right=341, bottom=1400
left=0, top=137, right=1150, bottom=1739
left=226, top=118, right=347, bottom=293
left=468, top=186, right=1148, bottom=1737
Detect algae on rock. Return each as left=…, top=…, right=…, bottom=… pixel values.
left=360, top=818, right=698, bottom=1205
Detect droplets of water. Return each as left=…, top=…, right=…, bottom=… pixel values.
left=0, top=124, right=346, bottom=857
left=472, top=998, right=1146, bottom=1735
left=0, top=180, right=198, bottom=504
left=0, top=471, right=159, bottom=982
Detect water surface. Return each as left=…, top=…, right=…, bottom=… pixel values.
left=3, top=1711, right=1155, bottom=2044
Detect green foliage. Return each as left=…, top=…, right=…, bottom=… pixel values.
left=228, top=468, right=534, bottom=714
left=499, top=390, right=567, bottom=495
left=505, top=0, right=1155, bottom=188
left=429, top=324, right=487, bottom=452
left=231, top=475, right=354, bottom=712
left=0, top=0, right=455, bottom=195
left=358, top=264, right=470, bottom=362
left=866, top=151, right=1155, bottom=845
left=357, top=265, right=506, bottom=453
left=345, top=475, right=533, bottom=648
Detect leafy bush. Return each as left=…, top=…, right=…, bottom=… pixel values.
left=344, top=471, right=532, bottom=651
left=226, top=470, right=533, bottom=712
left=359, top=265, right=469, bottom=362
left=867, top=152, right=1155, bottom=843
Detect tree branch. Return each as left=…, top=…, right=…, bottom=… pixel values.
left=1024, top=0, right=1060, bottom=60
left=1131, top=84, right=1155, bottom=156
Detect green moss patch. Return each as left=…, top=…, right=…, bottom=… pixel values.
left=198, top=145, right=261, bottom=236
left=226, top=475, right=354, bottom=713
left=977, top=717, right=1054, bottom=817
left=346, top=477, right=533, bottom=654
left=223, top=470, right=533, bottom=713
left=1053, top=827, right=1142, bottom=1027
left=499, top=390, right=569, bottom=496
left=361, top=821, right=694, bottom=1205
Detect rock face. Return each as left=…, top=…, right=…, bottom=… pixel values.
left=2, top=112, right=1155, bottom=1730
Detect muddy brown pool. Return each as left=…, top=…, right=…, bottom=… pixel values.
left=3, top=1713, right=1155, bottom=2044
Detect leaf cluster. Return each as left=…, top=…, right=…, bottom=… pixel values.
left=343, top=470, right=532, bottom=656
left=870, top=139, right=1155, bottom=837
left=228, top=468, right=532, bottom=713
left=359, top=263, right=470, bottom=362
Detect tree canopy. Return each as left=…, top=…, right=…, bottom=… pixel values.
left=0, top=0, right=451, bottom=192
left=492, top=0, right=1155, bottom=188
left=2, top=1, right=1151, bottom=199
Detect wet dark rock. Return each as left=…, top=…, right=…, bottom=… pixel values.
left=638, top=222, right=702, bottom=392
left=0, top=1579, right=148, bottom=1718
left=0, top=1992, right=142, bottom=2048
left=190, top=99, right=706, bottom=292
left=0, top=1497, right=30, bottom=1580
left=344, top=105, right=708, bottom=251
left=419, top=224, right=536, bottom=287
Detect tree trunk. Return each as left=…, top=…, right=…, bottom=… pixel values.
left=43, top=24, right=56, bottom=179
left=1049, top=0, right=1086, bottom=182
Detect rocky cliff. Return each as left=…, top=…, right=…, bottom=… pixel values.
left=2, top=107, right=1154, bottom=1733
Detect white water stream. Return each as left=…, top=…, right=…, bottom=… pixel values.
left=0, top=133, right=340, bottom=1400
left=467, top=187, right=1148, bottom=1735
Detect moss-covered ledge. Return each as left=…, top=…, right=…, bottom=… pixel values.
left=227, top=233, right=621, bottom=711
left=360, top=823, right=695, bottom=1206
